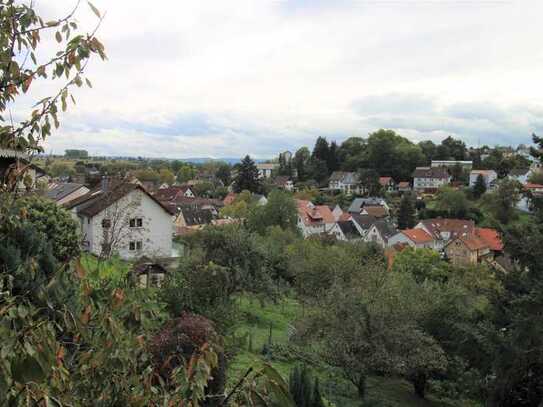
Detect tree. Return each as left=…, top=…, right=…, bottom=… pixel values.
left=482, top=179, right=522, bottom=225
left=472, top=173, right=487, bottom=199
left=177, top=164, right=197, bottom=183
left=327, top=141, right=339, bottom=173
left=435, top=187, right=470, bottom=218
left=393, top=248, right=450, bottom=283
left=357, top=168, right=381, bottom=196
left=247, top=190, right=298, bottom=234
left=65, top=149, right=88, bottom=159
left=418, top=140, right=437, bottom=163
left=215, top=162, right=231, bottom=185
left=398, top=193, right=416, bottom=229
left=311, top=137, right=330, bottom=163
left=292, top=147, right=310, bottom=182
left=234, top=155, right=261, bottom=193
left=0, top=1, right=106, bottom=191
left=158, top=168, right=175, bottom=185
left=337, top=137, right=367, bottom=171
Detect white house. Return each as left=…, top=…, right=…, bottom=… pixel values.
left=508, top=168, right=532, bottom=184
left=329, top=171, right=361, bottom=195
left=414, top=218, right=475, bottom=251
left=469, top=170, right=498, bottom=189
left=296, top=200, right=341, bottom=238
left=256, top=163, right=278, bottom=179
left=364, top=220, right=398, bottom=248
left=66, top=181, right=174, bottom=260
left=413, top=167, right=451, bottom=192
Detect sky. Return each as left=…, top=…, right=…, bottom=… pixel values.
left=23, top=0, right=543, bottom=158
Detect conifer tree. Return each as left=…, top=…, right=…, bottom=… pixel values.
left=234, top=155, right=261, bottom=193
left=472, top=173, right=487, bottom=199
left=398, top=193, right=416, bottom=229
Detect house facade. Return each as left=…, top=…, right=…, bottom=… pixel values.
left=67, top=182, right=174, bottom=260
left=414, top=218, right=475, bottom=251
left=379, top=177, right=396, bottom=192
left=364, top=220, right=398, bottom=248
left=297, top=200, right=341, bottom=238
left=413, top=167, right=451, bottom=192
left=388, top=228, right=435, bottom=250
left=329, top=171, right=361, bottom=195
left=256, top=163, right=278, bottom=179
left=445, top=235, right=491, bottom=267
left=469, top=170, right=498, bottom=189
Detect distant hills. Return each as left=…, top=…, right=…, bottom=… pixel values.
left=177, top=157, right=270, bottom=165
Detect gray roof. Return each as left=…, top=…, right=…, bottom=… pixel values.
left=337, top=220, right=362, bottom=240
left=351, top=213, right=377, bottom=230
left=509, top=168, right=531, bottom=177
left=413, top=166, right=449, bottom=179
left=46, top=183, right=86, bottom=201
left=330, top=171, right=359, bottom=184
left=372, top=220, right=398, bottom=242
left=348, top=197, right=385, bottom=213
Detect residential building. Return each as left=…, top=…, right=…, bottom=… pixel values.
left=256, top=163, right=278, bottom=179
left=351, top=213, right=377, bottom=238
left=297, top=200, right=341, bottom=238
left=414, top=218, right=475, bottom=251
left=175, top=206, right=216, bottom=236
left=445, top=235, right=491, bottom=267
left=66, top=181, right=174, bottom=260
left=364, top=220, right=398, bottom=248
left=388, top=228, right=435, bottom=249
left=153, top=185, right=196, bottom=202
left=274, top=176, right=294, bottom=191
left=360, top=205, right=388, bottom=219
left=397, top=181, right=411, bottom=192
left=413, top=167, right=451, bottom=192
left=328, top=171, right=361, bottom=195
left=469, top=170, right=498, bottom=189
left=431, top=160, right=473, bottom=170
left=508, top=168, right=532, bottom=184
left=46, top=183, right=90, bottom=206
left=379, top=176, right=396, bottom=192
left=336, top=220, right=363, bottom=241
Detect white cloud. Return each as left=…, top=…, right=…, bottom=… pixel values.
left=18, top=0, right=543, bottom=157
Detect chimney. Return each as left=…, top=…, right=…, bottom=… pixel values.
left=101, top=175, right=108, bottom=192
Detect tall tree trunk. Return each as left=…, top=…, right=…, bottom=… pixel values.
left=412, top=373, right=427, bottom=399
left=356, top=374, right=366, bottom=399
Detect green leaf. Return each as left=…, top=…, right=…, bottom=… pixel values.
left=55, top=31, right=62, bottom=43
left=85, top=78, right=92, bottom=88
left=87, top=1, right=101, bottom=18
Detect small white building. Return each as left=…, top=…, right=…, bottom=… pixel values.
left=388, top=229, right=435, bottom=250
left=256, top=163, right=278, bottom=179
left=469, top=170, right=497, bottom=189
left=66, top=181, right=174, bottom=260
left=329, top=171, right=361, bottom=195
left=364, top=220, right=398, bottom=248
left=508, top=168, right=532, bottom=184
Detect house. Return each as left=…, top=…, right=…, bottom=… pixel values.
left=175, top=206, right=216, bottom=236
left=46, top=183, right=90, bottom=206
left=329, top=171, right=361, bottom=195
left=388, top=228, right=435, bottom=250
left=351, top=213, right=377, bottom=238
left=65, top=180, right=174, bottom=260
left=364, top=220, right=398, bottom=248
left=414, top=218, right=475, bottom=251
left=256, top=163, right=278, bottom=179
left=274, top=176, right=294, bottom=191
left=413, top=167, right=451, bottom=192
left=379, top=177, right=396, bottom=192
left=336, top=220, right=363, bottom=241
left=397, top=181, right=411, bottom=193
left=297, top=200, right=341, bottom=238
left=508, top=168, right=532, bottom=184
left=153, top=185, right=196, bottom=202
left=469, top=170, right=498, bottom=189
left=360, top=205, right=388, bottom=219
left=445, top=234, right=491, bottom=267
left=129, top=256, right=172, bottom=288
left=431, top=160, right=473, bottom=170
left=348, top=197, right=390, bottom=214
left=524, top=183, right=543, bottom=194
left=475, top=227, right=504, bottom=255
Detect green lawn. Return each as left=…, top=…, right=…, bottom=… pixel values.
left=227, top=295, right=477, bottom=407
left=80, top=253, right=131, bottom=284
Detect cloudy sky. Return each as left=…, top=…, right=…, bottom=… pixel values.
left=27, top=0, right=543, bottom=158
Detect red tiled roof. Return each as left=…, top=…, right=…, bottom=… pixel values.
left=339, top=212, right=352, bottom=221
left=418, top=218, right=475, bottom=240
left=297, top=200, right=336, bottom=226
left=398, top=181, right=410, bottom=188
left=525, top=183, right=543, bottom=190
left=401, top=228, right=434, bottom=244
left=457, top=234, right=489, bottom=251
left=379, top=177, right=393, bottom=186
left=475, top=228, right=504, bottom=251
left=153, top=185, right=193, bottom=202
left=223, top=192, right=237, bottom=206
left=362, top=206, right=387, bottom=218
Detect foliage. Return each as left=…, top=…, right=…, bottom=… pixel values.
left=393, top=248, right=450, bottom=283
left=481, top=179, right=523, bottom=225
left=234, top=155, right=261, bottom=193
left=0, top=0, right=106, bottom=170
left=434, top=187, right=471, bottom=219
left=247, top=190, right=298, bottom=234
left=289, top=365, right=326, bottom=407
left=398, top=193, right=417, bottom=229
left=472, top=174, right=487, bottom=199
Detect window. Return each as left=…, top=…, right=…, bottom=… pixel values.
left=130, top=218, right=143, bottom=228
left=129, top=241, right=143, bottom=251
left=102, top=219, right=111, bottom=229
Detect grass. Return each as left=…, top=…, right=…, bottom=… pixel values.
left=80, top=253, right=131, bottom=284
left=227, top=295, right=477, bottom=407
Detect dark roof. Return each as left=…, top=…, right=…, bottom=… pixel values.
left=180, top=206, right=215, bottom=226
left=509, top=168, right=531, bottom=177
left=372, top=220, right=398, bottom=242
left=337, top=220, right=361, bottom=239
left=67, top=182, right=175, bottom=217
left=153, top=185, right=193, bottom=202
left=131, top=256, right=169, bottom=276
left=413, top=167, right=449, bottom=179
left=46, top=183, right=86, bottom=201
left=351, top=213, right=377, bottom=230
left=348, top=197, right=386, bottom=213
